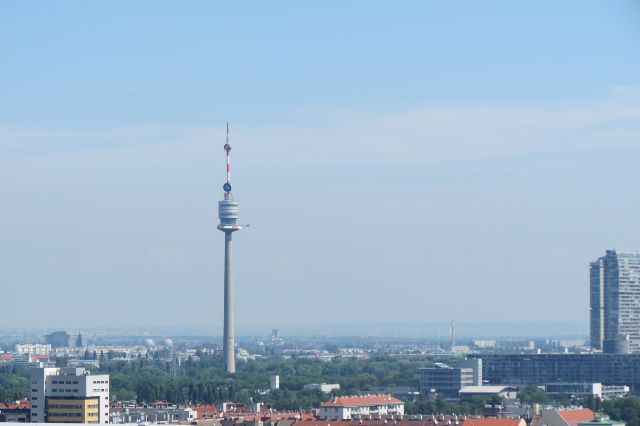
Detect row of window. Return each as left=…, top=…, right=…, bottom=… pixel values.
left=92, top=380, right=108, bottom=384
left=48, top=404, right=83, bottom=409
left=51, top=388, right=79, bottom=393
left=51, top=380, right=79, bottom=385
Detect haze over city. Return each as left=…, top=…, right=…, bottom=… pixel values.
left=2, top=1, right=640, bottom=331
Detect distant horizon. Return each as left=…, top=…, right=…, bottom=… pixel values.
left=0, top=320, right=588, bottom=340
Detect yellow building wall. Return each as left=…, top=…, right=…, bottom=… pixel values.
left=47, top=397, right=100, bottom=423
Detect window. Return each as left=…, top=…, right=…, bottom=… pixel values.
left=73, top=381, right=78, bottom=384
left=52, top=389, right=57, bottom=393
left=31, top=397, right=37, bottom=400
left=32, top=405, right=38, bottom=409
left=32, top=413, right=37, bottom=417
left=52, top=381, right=57, bottom=384
left=31, top=388, right=37, bottom=392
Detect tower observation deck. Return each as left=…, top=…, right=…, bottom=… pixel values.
left=218, top=123, right=241, bottom=373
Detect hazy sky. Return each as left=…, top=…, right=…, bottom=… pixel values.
left=2, top=1, right=640, bottom=332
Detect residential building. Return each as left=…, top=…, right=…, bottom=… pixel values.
left=591, top=250, right=640, bottom=353
left=318, top=395, right=404, bottom=420
left=0, top=401, right=31, bottom=422
left=30, top=367, right=109, bottom=424
left=296, top=417, right=525, bottom=426
left=15, top=345, right=52, bottom=356
left=578, top=415, right=625, bottom=426
left=463, top=419, right=526, bottom=426
left=535, top=408, right=594, bottom=426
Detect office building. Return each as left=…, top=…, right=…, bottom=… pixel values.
left=30, top=367, right=109, bottom=423
left=590, top=250, right=640, bottom=353
left=478, top=353, right=640, bottom=391
left=44, top=332, right=71, bottom=349
left=419, top=359, right=482, bottom=396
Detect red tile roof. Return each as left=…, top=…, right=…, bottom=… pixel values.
left=320, top=394, right=403, bottom=407
left=297, top=418, right=494, bottom=426
left=463, top=419, right=523, bottom=426
left=558, top=409, right=594, bottom=426
left=191, top=404, right=220, bottom=419
left=30, top=355, right=49, bottom=360
left=0, top=401, right=31, bottom=410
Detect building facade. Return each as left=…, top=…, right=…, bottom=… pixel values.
left=478, top=354, right=640, bottom=391
left=318, top=395, right=404, bottom=420
left=591, top=250, right=640, bottom=353
left=419, top=359, right=481, bottom=396
left=30, top=367, right=109, bottom=424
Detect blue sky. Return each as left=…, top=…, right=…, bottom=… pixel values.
left=1, top=1, right=640, bottom=332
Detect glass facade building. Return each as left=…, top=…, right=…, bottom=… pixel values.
left=591, top=250, right=640, bottom=353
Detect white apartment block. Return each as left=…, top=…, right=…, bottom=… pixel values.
left=30, top=367, right=109, bottom=424
left=319, top=394, right=404, bottom=420
left=16, top=344, right=52, bottom=356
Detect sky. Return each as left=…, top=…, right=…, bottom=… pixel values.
left=1, top=1, right=640, bottom=333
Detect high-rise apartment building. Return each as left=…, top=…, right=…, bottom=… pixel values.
left=30, top=367, right=109, bottom=423
left=590, top=250, right=640, bottom=353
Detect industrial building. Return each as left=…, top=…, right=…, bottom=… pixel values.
left=590, top=250, right=640, bottom=353
left=30, top=367, right=109, bottom=423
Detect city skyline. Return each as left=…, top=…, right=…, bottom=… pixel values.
left=2, top=1, right=640, bottom=328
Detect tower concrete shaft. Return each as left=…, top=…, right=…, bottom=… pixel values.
left=218, top=124, right=241, bottom=374
left=223, top=231, right=235, bottom=373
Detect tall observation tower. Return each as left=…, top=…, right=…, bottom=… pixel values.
left=218, top=123, right=241, bottom=374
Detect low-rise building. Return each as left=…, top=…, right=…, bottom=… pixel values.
left=544, top=383, right=629, bottom=399
left=0, top=401, right=31, bottom=422
left=535, top=408, right=595, bottom=426
left=578, top=415, right=625, bottom=426
left=318, top=395, right=404, bottom=420
left=459, top=386, right=518, bottom=400
left=303, top=384, right=341, bottom=393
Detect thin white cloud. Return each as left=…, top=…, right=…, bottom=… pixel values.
left=2, top=88, right=639, bottom=168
